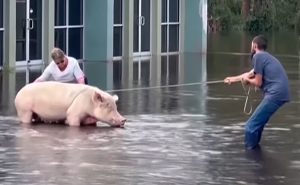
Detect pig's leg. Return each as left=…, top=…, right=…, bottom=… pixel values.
left=66, top=96, right=86, bottom=127
left=66, top=116, right=81, bottom=126
left=82, top=116, right=98, bottom=125
left=32, top=113, right=43, bottom=123
left=17, top=109, right=33, bottom=124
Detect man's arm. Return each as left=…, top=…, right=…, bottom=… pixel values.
left=244, top=57, right=263, bottom=87
left=34, top=65, right=52, bottom=82
left=225, top=69, right=255, bottom=83
left=73, top=61, right=86, bottom=84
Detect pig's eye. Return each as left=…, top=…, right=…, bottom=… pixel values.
left=106, top=103, right=110, bottom=107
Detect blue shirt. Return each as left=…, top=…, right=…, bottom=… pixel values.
left=252, top=52, right=290, bottom=102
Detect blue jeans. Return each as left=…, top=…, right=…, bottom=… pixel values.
left=245, top=98, right=286, bottom=149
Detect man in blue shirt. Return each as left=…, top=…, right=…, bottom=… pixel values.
left=224, top=35, right=290, bottom=149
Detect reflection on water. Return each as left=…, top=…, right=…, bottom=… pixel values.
left=0, top=32, right=300, bottom=184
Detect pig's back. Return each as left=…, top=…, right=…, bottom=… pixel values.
left=15, top=81, right=88, bottom=108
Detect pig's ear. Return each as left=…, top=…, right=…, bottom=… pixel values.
left=92, top=92, right=103, bottom=103
left=112, top=95, right=119, bottom=102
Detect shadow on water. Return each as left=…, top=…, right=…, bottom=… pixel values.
left=0, top=31, right=300, bottom=184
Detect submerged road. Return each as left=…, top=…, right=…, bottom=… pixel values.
left=0, top=53, right=299, bottom=184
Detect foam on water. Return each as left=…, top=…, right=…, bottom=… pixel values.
left=131, top=122, right=191, bottom=128
left=223, top=125, right=244, bottom=130
left=202, top=150, right=222, bottom=155
left=290, top=161, right=300, bottom=169
left=15, top=129, right=45, bottom=137
left=10, top=171, right=41, bottom=175
left=125, top=114, right=208, bottom=126
left=78, top=147, right=112, bottom=151
left=0, top=116, right=19, bottom=122
left=179, top=93, right=195, bottom=96
left=0, top=147, right=6, bottom=152
left=79, top=163, right=100, bottom=167
left=223, top=125, right=291, bottom=131
left=180, top=113, right=207, bottom=117
left=292, top=124, right=300, bottom=128
left=264, top=127, right=290, bottom=131
left=206, top=96, right=241, bottom=100
left=48, top=146, right=72, bottom=151
left=221, top=122, right=291, bottom=132
left=45, top=162, right=73, bottom=166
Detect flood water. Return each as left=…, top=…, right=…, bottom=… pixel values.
left=0, top=31, right=300, bottom=184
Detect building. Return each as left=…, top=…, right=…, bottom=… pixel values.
left=0, top=0, right=207, bottom=68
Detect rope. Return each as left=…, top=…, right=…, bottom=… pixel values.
left=106, top=79, right=255, bottom=115
left=240, top=80, right=253, bottom=115
left=106, top=80, right=224, bottom=93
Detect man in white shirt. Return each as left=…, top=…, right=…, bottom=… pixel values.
left=34, top=48, right=87, bottom=84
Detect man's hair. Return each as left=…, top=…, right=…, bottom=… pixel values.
left=252, top=35, right=268, bottom=50
left=51, top=47, right=65, bottom=61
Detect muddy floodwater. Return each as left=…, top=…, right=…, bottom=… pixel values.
left=0, top=32, right=300, bottom=184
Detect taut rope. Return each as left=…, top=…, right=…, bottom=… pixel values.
left=106, top=79, right=255, bottom=115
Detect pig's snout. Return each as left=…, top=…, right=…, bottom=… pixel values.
left=111, top=117, right=126, bottom=127
left=118, top=118, right=127, bottom=127
left=121, top=118, right=126, bottom=124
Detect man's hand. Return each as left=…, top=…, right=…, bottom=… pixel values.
left=224, top=77, right=241, bottom=84
left=242, top=76, right=259, bottom=87
left=241, top=77, right=250, bottom=85
left=34, top=79, right=43, bottom=83
left=224, top=77, right=233, bottom=84
left=244, top=75, right=262, bottom=87
left=77, top=77, right=85, bottom=84
left=224, top=69, right=255, bottom=85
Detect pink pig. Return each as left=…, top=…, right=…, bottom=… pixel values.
left=14, top=81, right=126, bottom=127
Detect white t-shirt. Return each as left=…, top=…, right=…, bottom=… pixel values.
left=37, top=56, right=85, bottom=83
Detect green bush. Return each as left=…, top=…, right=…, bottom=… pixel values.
left=208, top=0, right=300, bottom=31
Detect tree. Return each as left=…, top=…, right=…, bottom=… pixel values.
left=241, top=0, right=251, bottom=18
left=253, top=0, right=263, bottom=12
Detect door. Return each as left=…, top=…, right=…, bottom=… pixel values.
left=133, top=58, right=151, bottom=83
left=16, top=0, right=42, bottom=66
left=132, top=58, right=151, bottom=114
left=133, top=0, right=151, bottom=56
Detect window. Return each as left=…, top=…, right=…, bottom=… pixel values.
left=54, top=0, right=84, bottom=60
left=113, top=60, right=122, bottom=83
left=133, top=60, right=150, bottom=81
left=113, top=0, right=123, bottom=57
left=161, top=0, right=180, bottom=53
left=0, top=0, right=3, bottom=66
left=161, top=55, right=179, bottom=81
